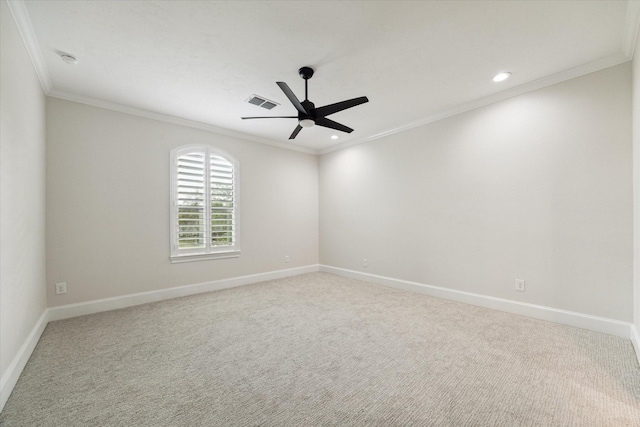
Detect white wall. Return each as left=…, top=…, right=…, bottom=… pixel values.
left=46, top=98, right=319, bottom=306
left=320, top=63, right=632, bottom=322
left=0, top=0, right=47, bottom=395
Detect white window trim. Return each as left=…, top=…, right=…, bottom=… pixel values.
left=170, top=144, right=240, bottom=263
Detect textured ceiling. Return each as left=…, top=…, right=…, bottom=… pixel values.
left=12, top=0, right=640, bottom=153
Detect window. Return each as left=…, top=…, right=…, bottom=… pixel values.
left=170, top=145, right=239, bottom=263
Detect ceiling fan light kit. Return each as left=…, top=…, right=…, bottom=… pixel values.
left=242, top=66, right=369, bottom=140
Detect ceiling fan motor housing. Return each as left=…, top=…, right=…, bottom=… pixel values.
left=300, top=100, right=315, bottom=119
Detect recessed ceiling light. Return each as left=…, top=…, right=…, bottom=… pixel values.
left=330, top=135, right=339, bottom=140
left=493, top=72, right=511, bottom=82
left=59, top=53, right=78, bottom=65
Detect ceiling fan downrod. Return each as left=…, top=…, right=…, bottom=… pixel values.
left=299, top=66, right=314, bottom=101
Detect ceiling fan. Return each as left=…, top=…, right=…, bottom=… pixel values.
left=242, top=67, right=369, bottom=140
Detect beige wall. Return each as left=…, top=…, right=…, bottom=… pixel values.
left=0, top=1, right=47, bottom=380
left=46, top=99, right=319, bottom=306
left=633, top=30, right=640, bottom=333
left=320, top=63, right=633, bottom=321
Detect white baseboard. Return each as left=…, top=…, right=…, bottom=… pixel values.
left=48, top=264, right=320, bottom=321
left=320, top=265, right=633, bottom=340
left=0, top=310, right=49, bottom=413
left=631, top=325, right=640, bottom=366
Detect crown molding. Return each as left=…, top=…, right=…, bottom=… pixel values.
left=47, top=90, right=317, bottom=155
left=319, top=52, right=631, bottom=155
left=7, top=0, right=315, bottom=155
left=6, top=0, right=52, bottom=93
left=45, top=48, right=633, bottom=158
left=9, top=0, right=638, bottom=157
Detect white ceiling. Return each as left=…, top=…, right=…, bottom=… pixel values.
left=10, top=0, right=640, bottom=154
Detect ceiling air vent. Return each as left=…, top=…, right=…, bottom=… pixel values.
left=246, top=95, right=279, bottom=110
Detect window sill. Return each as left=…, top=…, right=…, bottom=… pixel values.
left=170, top=250, right=241, bottom=264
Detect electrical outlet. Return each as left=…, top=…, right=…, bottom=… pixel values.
left=515, top=279, right=525, bottom=292
left=55, top=282, right=67, bottom=295
left=284, top=255, right=290, bottom=263
left=363, top=258, right=368, bottom=267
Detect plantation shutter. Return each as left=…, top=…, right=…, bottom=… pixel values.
left=176, top=151, right=206, bottom=249
left=171, top=145, right=239, bottom=261
left=210, top=155, right=235, bottom=247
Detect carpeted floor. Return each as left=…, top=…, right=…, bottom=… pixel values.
left=1, top=272, right=639, bottom=426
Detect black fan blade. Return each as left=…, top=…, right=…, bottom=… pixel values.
left=289, top=125, right=303, bottom=140
left=315, top=117, right=353, bottom=134
left=315, top=96, right=369, bottom=117
left=241, top=116, right=298, bottom=119
left=277, top=82, right=308, bottom=115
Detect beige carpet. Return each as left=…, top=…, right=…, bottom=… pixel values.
left=1, top=272, right=639, bottom=426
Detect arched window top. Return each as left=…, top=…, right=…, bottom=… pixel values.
left=173, top=145, right=238, bottom=170
left=170, top=145, right=239, bottom=263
